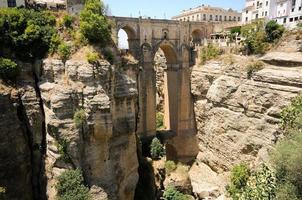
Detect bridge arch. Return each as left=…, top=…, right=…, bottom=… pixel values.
left=116, top=24, right=139, bottom=56
left=153, top=41, right=179, bottom=65
left=191, top=29, right=204, bottom=46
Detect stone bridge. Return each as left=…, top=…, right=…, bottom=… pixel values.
left=109, top=16, right=216, bottom=162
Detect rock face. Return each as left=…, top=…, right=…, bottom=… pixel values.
left=0, top=63, right=45, bottom=200
left=191, top=53, right=302, bottom=197
left=154, top=48, right=167, bottom=113
left=39, top=58, right=139, bottom=200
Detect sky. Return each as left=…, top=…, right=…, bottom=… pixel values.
left=103, top=0, right=246, bottom=48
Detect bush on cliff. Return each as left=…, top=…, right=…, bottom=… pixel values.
left=0, top=8, right=56, bottom=61
left=226, top=164, right=276, bottom=200
left=58, top=43, right=72, bottom=61
left=56, top=169, right=90, bottom=200
left=73, top=109, right=87, bottom=128
left=150, top=137, right=164, bottom=159
left=0, top=58, right=19, bottom=81
left=163, top=186, right=190, bottom=200
left=79, top=0, right=111, bottom=45
left=200, top=43, right=221, bottom=64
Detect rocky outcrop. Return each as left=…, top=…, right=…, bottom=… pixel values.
left=39, top=58, right=139, bottom=200
left=191, top=54, right=302, bottom=198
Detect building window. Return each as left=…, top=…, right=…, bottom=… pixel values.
left=203, top=14, right=206, bottom=20
left=295, top=17, right=299, bottom=21
left=289, top=18, right=293, bottom=22
left=283, top=18, right=287, bottom=23
left=215, top=15, right=218, bottom=21
left=210, top=15, right=213, bottom=20
left=233, top=16, right=236, bottom=21
left=299, top=6, right=302, bottom=11
left=229, top=16, right=232, bottom=21
left=265, top=11, right=268, bottom=16
left=7, top=0, right=16, bottom=7
left=219, top=15, right=222, bottom=21
left=300, top=16, right=302, bottom=20
left=246, top=10, right=248, bottom=14
left=224, top=16, right=227, bottom=21
left=246, top=17, right=248, bottom=22
left=292, top=8, right=295, bottom=12
left=256, top=14, right=259, bottom=19
left=238, top=17, right=241, bottom=21
left=266, top=1, right=268, bottom=6
left=262, top=12, right=264, bottom=16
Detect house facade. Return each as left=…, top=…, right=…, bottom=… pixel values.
left=172, top=4, right=242, bottom=23
left=242, top=0, right=302, bottom=28
left=0, top=0, right=25, bottom=8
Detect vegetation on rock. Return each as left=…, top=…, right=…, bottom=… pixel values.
left=165, top=160, right=177, bottom=175
left=265, top=20, right=285, bottom=43
left=163, top=186, right=190, bottom=200
left=227, top=164, right=276, bottom=200
left=0, top=58, right=19, bottom=81
left=150, top=137, right=164, bottom=159
left=56, top=169, right=90, bottom=200
left=56, top=138, right=71, bottom=163
left=73, top=109, right=87, bottom=128
left=156, top=112, right=164, bottom=130
left=79, top=0, right=111, bottom=45
left=200, top=43, right=221, bottom=64
left=62, top=14, right=75, bottom=29
left=245, top=60, right=264, bottom=79
left=280, top=94, right=302, bottom=131
left=58, top=43, right=72, bottom=61
left=86, top=51, right=100, bottom=64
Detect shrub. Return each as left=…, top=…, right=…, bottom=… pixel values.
left=280, top=94, right=302, bottom=130
left=58, top=43, right=72, bottom=61
left=49, top=34, right=62, bottom=54
left=165, top=161, right=177, bottom=175
left=156, top=112, right=164, bottom=130
left=86, top=52, right=99, bottom=64
left=150, top=137, right=164, bottom=159
left=56, top=169, right=90, bottom=200
left=226, top=164, right=276, bottom=200
left=200, top=43, right=221, bottom=64
left=63, top=14, right=74, bottom=29
left=227, top=163, right=250, bottom=195
left=246, top=60, right=264, bottom=79
left=0, top=8, right=56, bottom=61
left=0, top=58, right=19, bottom=81
left=56, top=138, right=70, bottom=162
left=265, top=20, right=285, bottom=42
left=163, top=186, right=189, bottom=200
left=297, top=22, right=302, bottom=29
left=241, top=20, right=269, bottom=55
left=272, top=131, right=302, bottom=198
left=73, top=109, right=86, bottom=127
left=275, top=182, right=299, bottom=200
left=79, top=0, right=111, bottom=45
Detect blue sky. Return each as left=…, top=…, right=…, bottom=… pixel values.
left=103, top=0, right=245, bottom=19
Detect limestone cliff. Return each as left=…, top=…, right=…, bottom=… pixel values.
left=40, top=58, right=139, bottom=200
left=0, top=56, right=140, bottom=200
left=190, top=37, right=302, bottom=199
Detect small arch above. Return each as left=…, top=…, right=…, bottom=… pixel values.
left=191, top=29, right=204, bottom=45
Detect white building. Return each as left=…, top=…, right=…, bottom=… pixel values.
left=0, top=0, right=25, bottom=7
left=242, top=0, right=302, bottom=28
left=172, top=4, right=242, bottom=23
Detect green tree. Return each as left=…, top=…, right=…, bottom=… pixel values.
left=79, top=0, right=111, bottom=45
left=73, top=109, right=86, bottom=128
left=56, top=169, right=90, bottom=200
left=265, top=20, right=285, bottom=42
left=0, top=58, right=19, bottom=81
left=0, top=8, right=56, bottom=61
left=150, top=137, right=164, bottom=159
